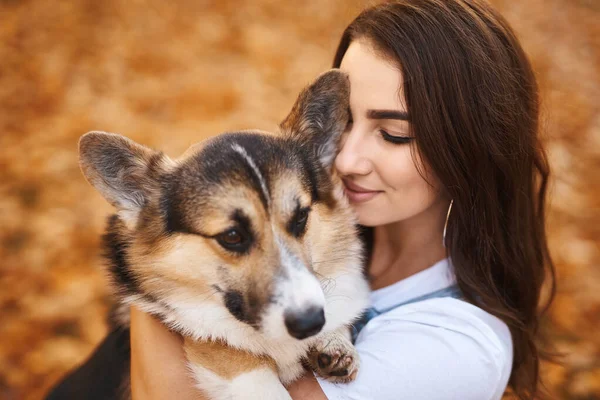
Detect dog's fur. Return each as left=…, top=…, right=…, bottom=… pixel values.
left=49, top=70, right=369, bottom=400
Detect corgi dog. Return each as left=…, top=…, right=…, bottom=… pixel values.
left=49, top=70, right=369, bottom=400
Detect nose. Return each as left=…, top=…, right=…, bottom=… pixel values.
left=284, top=306, right=325, bottom=340
left=334, top=126, right=372, bottom=176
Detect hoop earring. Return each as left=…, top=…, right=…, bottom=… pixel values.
left=442, top=199, right=453, bottom=247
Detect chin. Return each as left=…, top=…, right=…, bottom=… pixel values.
left=356, top=211, right=391, bottom=227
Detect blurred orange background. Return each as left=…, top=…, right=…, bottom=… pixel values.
left=0, top=1, right=598, bottom=399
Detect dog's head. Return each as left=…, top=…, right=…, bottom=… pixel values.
left=80, top=70, right=364, bottom=342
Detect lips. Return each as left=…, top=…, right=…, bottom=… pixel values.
left=342, top=179, right=382, bottom=203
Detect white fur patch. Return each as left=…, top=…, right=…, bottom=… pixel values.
left=117, top=208, right=141, bottom=230
left=167, top=297, right=309, bottom=384
left=188, top=364, right=291, bottom=400
left=230, top=368, right=292, bottom=400
left=258, top=234, right=326, bottom=341
left=320, top=270, right=370, bottom=333
left=231, top=143, right=270, bottom=207
left=276, top=235, right=325, bottom=311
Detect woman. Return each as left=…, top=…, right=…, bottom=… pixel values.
left=131, top=0, right=556, bottom=399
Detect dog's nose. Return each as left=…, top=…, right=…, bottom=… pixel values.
left=284, top=306, right=325, bottom=340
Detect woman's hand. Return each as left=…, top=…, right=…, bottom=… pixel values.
left=129, top=306, right=327, bottom=400
left=129, top=306, right=205, bottom=400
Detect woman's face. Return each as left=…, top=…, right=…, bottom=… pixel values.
left=335, top=39, right=444, bottom=227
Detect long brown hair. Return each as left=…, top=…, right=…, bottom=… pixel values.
left=333, top=1, right=556, bottom=398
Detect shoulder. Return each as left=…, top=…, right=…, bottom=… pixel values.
left=366, top=297, right=513, bottom=386
left=370, top=297, right=513, bottom=361
left=381, top=297, right=511, bottom=353
left=317, top=298, right=512, bottom=400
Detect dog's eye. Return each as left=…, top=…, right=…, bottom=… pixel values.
left=216, top=229, right=251, bottom=253
left=222, top=230, right=243, bottom=244
left=289, top=207, right=311, bottom=238
left=297, top=209, right=309, bottom=225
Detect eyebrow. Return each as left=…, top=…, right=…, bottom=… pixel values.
left=366, top=109, right=410, bottom=121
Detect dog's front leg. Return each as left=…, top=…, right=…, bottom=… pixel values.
left=184, top=338, right=291, bottom=400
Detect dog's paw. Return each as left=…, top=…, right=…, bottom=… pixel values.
left=307, top=330, right=359, bottom=383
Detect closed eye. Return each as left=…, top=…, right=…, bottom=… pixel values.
left=346, top=107, right=412, bottom=145
left=379, top=129, right=414, bottom=145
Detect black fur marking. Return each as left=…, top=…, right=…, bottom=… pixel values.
left=102, top=215, right=139, bottom=296
left=224, top=290, right=247, bottom=323
left=318, top=353, right=332, bottom=368
left=223, top=290, right=262, bottom=328
left=231, top=209, right=253, bottom=237
left=296, top=141, right=322, bottom=203
left=330, top=368, right=349, bottom=377
left=202, top=133, right=276, bottom=212
left=160, top=175, right=194, bottom=235
left=45, top=327, right=131, bottom=400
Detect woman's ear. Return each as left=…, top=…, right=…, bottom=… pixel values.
left=279, top=69, right=350, bottom=169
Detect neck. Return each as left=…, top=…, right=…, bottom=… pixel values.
left=368, top=198, right=450, bottom=290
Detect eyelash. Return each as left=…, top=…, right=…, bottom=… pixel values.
left=346, top=116, right=414, bottom=145
left=379, top=129, right=414, bottom=145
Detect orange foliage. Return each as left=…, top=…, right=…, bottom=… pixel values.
left=0, top=1, right=598, bottom=399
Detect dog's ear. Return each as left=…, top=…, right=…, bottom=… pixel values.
left=280, top=69, right=350, bottom=169
left=79, top=131, right=171, bottom=225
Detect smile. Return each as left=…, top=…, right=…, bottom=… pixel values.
left=342, top=179, right=382, bottom=203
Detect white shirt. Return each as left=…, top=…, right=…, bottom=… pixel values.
left=316, top=258, right=513, bottom=400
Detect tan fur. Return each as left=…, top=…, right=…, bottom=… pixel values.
left=184, top=338, right=277, bottom=379
left=129, top=181, right=283, bottom=320
left=271, top=170, right=313, bottom=217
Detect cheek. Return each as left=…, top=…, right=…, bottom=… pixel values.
left=367, top=149, right=442, bottom=222
left=379, top=147, right=434, bottom=193
left=136, top=236, right=219, bottom=283
left=390, top=152, right=439, bottom=197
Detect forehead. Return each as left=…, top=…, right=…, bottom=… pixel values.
left=189, top=132, right=314, bottom=197
left=340, top=40, right=406, bottom=111
left=162, top=132, right=317, bottom=231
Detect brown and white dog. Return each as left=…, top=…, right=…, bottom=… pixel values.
left=61, top=70, right=369, bottom=400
